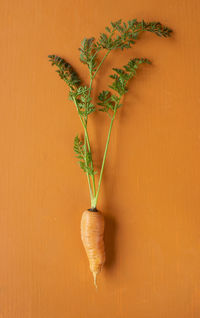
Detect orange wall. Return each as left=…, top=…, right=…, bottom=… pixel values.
left=1, top=0, right=200, bottom=317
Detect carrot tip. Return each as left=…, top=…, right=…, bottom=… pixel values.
left=93, top=272, right=98, bottom=289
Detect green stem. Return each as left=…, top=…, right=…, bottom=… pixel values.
left=92, top=49, right=111, bottom=80
left=93, top=108, right=117, bottom=208
left=73, top=49, right=112, bottom=208
left=82, top=146, right=93, bottom=205
left=73, top=96, right=94, bottom=206
left=84, top=124, right=96, bottom=199
left=83, top=129, right=93, bottom=204
left=87, top=175, right=93, bottom=205
left=85, top=49, right=112, bottom=198
left=86, top=71, right=96, bottom=197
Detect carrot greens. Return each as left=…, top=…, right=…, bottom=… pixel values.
left=48, top=19, right=172, bottom=209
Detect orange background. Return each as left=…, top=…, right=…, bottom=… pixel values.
left=1, top=0, right=200, bottom=317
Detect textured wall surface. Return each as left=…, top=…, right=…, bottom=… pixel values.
left=1, top=0, right=200, bottom=317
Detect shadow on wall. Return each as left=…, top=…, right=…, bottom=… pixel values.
left=104, top=213, right=118, bottom=270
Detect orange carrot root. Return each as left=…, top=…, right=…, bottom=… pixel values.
left=81, top=210, right=105, bottom=287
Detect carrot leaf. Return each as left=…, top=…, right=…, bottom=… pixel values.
left=48, top=18, right=172, bottom=208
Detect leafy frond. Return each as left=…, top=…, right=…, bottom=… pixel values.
left=79, top=38, right=99, bottom=74
left=97, top=58, right=151, bottom=115
left=70, top=85, right=95, bottom=117
left=73, top=135, right=94, bottom=175
left=48, top=55, right=81, bottom=90
left=97, top=90, right=121, bottom=114
left=109, top=58, right=151, bottom=95
left=96, top=19, right=172, bottom=50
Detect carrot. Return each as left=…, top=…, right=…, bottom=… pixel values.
left=81, top=210, right=105, bottom=288
left=49, top=20, right=172, bottom=287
